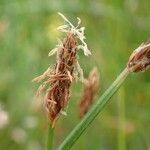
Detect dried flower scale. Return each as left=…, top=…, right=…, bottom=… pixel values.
left=32, top=13, right=91, bottom=126
left=127, top=41, right=150, bottom=72
left=79, top=67, right=99, bottom=118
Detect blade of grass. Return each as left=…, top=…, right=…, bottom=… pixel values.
left=58, top=68, right=129, bottom=150
left=46, top=124, right=54, bottom=150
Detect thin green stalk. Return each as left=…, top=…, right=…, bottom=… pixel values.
left=46, top=124, right=54, bottom=150
left=58, top=68, right=130, bottom=150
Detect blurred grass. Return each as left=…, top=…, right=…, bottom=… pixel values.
left=0, top=0, right=150, bottom=150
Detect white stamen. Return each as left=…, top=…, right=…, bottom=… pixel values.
left=57, top=12, right=91, bottom=56
left=60, top=110, right=67, bottom=116
left=48, top=48, right=58, bottom=56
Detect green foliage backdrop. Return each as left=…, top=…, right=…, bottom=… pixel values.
left=0, top=0, right=149, bottom=149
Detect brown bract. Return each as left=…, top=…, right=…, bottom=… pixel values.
left=32, top=32, right=77, bottom=126
left=79, top=67, right=99, bottom=118
left=127, top=41, right=150, bottom=72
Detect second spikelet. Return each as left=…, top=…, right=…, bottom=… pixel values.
left=79, top=67, right=99, bottom=118
left=127, top=41, right=150, bottom=72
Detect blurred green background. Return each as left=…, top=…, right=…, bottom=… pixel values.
left=0, top=0, right=150, bottom=150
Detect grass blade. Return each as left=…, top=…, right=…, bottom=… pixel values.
left=58, top=68, right=129, bottom=150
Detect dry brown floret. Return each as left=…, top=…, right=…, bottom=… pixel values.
left=79, top=67, right=99, bottom=118
left=32, top=13, right=91, bottom=126
left=127, top=41, right=150, bottom=72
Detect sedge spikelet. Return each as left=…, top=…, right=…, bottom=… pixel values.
left=127, top=41, right=150, bottom=72
left=78, top=67, right=99, bottom=118
left=32, top=13, right=91, bottom=126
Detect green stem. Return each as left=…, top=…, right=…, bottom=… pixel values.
left=58, top=68, right=130, bottom=150
left=46, top=124, right=54, bottom=150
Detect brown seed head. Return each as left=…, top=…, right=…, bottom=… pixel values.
left=127, top=41, right=150, bottom=72
left=33, top=33, right=78, bottom=126
left=79, top=67, right=99, bottom=118
left=45, top=32, right=77, bottom=125
left=32, top=13, right=91, bottom=127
